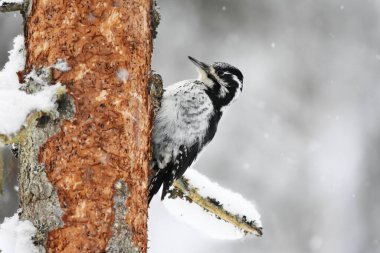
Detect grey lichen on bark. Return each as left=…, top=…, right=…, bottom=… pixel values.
left=150, top=0, right=161, bottom=40
left=18, top=92, right=75, bottom=248
left=148, top=72, right=164, bottom=116
left=0, top=0, right=31, bottom=15
left=0, top=152, right=4, bottom=194
left=0, top=1, right=23, bottom=12
left=106, top=180, right=139, bottom=253
left=15, top=67, right=75, bottom=248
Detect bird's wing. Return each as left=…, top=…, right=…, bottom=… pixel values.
left=160, top=143, right=200, bottom=200
left=152, top=81, right=214, bottom=168
left=149, top=81, right=217, bottom=202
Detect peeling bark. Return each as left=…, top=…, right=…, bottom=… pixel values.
left=20, top=0, right=154, bottom=252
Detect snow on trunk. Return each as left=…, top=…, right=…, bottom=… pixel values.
left=0, top=36, right=62, bottom=136
left=0, top=213, right=39, bottom=253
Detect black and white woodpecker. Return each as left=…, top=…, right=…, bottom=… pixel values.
left=148, top=56, right=244, bottom=203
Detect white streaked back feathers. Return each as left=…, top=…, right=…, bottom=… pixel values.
left=152, top=79, right=214, bottom=169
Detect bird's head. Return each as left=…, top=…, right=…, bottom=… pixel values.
left=188, top=56, right=243, bottom=108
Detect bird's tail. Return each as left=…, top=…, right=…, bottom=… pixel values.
left=148, top=169, right=169, bottom=204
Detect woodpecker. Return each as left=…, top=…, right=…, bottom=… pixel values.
left=148, top=56, right=244, bottom=203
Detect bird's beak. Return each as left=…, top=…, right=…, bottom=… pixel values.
left=188, top=56, right=209, bottom=72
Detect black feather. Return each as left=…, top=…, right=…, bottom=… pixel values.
left=148, top=162, right=168, bottom=203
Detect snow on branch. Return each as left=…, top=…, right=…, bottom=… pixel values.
left=0, top=0, right=23, bottom=12
left=0, top=213, right=39, bottom=253
left=165, top=168, right=263, bottom=239
left=0, top=35, right=67, bottom=141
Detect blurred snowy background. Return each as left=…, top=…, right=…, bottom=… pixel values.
left=1, top=0, right=380, bottom=252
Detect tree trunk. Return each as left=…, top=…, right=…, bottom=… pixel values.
left=19, top=0, right=154, bottom=252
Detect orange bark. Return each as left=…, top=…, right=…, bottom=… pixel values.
left=26, top=0, right=153, bottom=252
